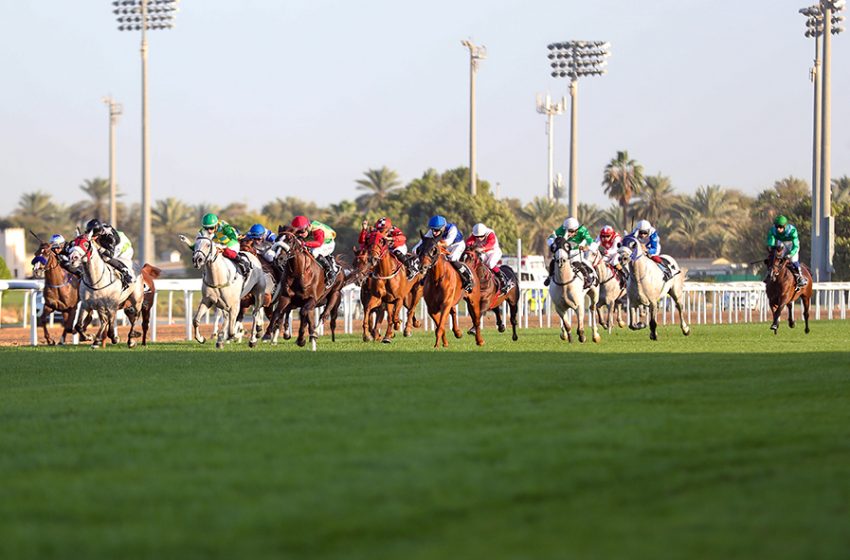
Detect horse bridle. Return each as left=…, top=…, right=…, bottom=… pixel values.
left=37, top=248, right=73, bottom=289
left=193, top=236, right=219, bottom=268
left=70, top=237, right=115, bottom=290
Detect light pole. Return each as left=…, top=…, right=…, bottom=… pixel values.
left=547, top=40, right=611, bottom=218
left=536, top=94, right=566, bottom=201
left=102, top=97, right=123, bottom=228
left=113, top=0, right=179, bottom=266
left=462, top=40, right=486, bottom=196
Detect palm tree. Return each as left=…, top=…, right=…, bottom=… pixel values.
left=577, top=203, right=605, bottom=233
left=355, top=167, right=402, bottom=211
left=519, top=197, right=567, bottom=254
left=152, top=197, right=196, bottom=257
left=833, top=175, right=850, bottom=204
left=668, top=205, right=710, bottom=258
left=10, top=191, right=65, bottom=250
left=633, top=173, right=677, bottom=225
left=690, top=185, right=738, bottom=227
left=262, top=197, right=320, bottom=229
left=602, top=150, right=644, bottom=231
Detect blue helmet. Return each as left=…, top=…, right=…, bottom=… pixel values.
left=247, top=224, right=266, bottom=239
left=428, top=215, right=447, bottom=230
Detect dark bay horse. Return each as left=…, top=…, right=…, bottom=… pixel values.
left=31, top=242, right=81, bottom=345
left=461, top=248, right=519, bottom=341
left=266, top=231, right=345, bottom=347
left=417, top=234, right=484, bottom=348
left=766, top=245, right=812, bottom=334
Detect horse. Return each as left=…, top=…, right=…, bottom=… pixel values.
left=235, top=237, right=279, bottom=339
left=765, top=245, right=812, bottom=334
left=461, top=248, right=519, bottom=341
left=67, top=233, right=144, bottom=349
left=190, top=233, right=266, bottom=349
left=31, top=242, right=82, bottom=345
left=548, top=237, right=600, bottom=343
left=615, top=235, right=690, bottom=340
left=593, top=256, right=627, bottom=333
left=266, top=231, right=345, bottom=347
left=360, top=231, right=421, bottom=343
left=416, top=234, right=484, bottom=348
left=137, top=264, right=161, bottom=346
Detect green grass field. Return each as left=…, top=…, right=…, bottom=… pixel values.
left=1, top=322, right=849, bottom=560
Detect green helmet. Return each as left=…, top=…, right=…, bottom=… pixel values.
left=774, top=215, right=788, bottom=227
left=202, top=213, right=219, bottom=228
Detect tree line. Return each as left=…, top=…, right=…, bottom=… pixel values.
left=3, top=151, right=849, bottom=280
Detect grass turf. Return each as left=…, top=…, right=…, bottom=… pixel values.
left=1, top=322, right=849, bottom=559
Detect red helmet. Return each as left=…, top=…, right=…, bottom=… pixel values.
left=600, top=225, right=615, bottom=238
left=374, top=217, right=392, bottom=232
left=291, top=216, right=310, bottom=230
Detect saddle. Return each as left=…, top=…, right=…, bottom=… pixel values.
left=654, top=255, right=680, bottom=281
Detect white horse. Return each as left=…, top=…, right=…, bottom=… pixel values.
left=548, top=237, right=600, bottom=343
left=67, top=233, right=144, bottom=349
left=188, top=234, right=265, bottom=349
left=593, top=257, right=626, bottom=333
left=616, top=235, right=690, bottom=340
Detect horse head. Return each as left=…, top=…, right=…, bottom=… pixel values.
left=617, top=234, right=642, bottom=263
left=31, top=243, right=52, bottom=277
left=416, top=235, right=441, bottom=273
left=366, top=231, right=389, bottom=265
left=768, top=245, right=787, bottom=282
left=350, top=245, right=371, bottom=285
left=192, top=235, right=216, bottom=269
left=551, top=236, right=573, bottom=266
left=67, top=233, right=95, bottom=269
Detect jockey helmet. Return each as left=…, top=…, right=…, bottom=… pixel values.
left=599, top=225, right=615, bottom=238
left=247, top=223, right=266, bottom=239
left=202, top=213, right=219, bottom=229
left=563, top=217, right=579, bottom=232
left=85, top=219, right=103, bottom=235
left=291, top=215, right=310, bottom=231
left=428, top=215, right=447, bottom=230
left=636, top=219, right=652, bottom=234
left=49, top=234, right=66, bottom=248
left=472, top=223, right=488, bottom=237
left=375, top=217, right=391, bottom=232
left=774, top=215, right=788, bottom=227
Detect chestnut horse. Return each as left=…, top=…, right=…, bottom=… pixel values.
left=416, top=234, right=484, bottom=348
left=461, top=248, right=519, bottom=341
left=31, top=242, right=81, bottom=345
left=766, top=245, right=812, bottom=334
left=360, top=232, right=420, bottom=343
left=267, top=231, right=345, bottom=347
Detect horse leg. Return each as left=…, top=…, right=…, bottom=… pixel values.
left=193, top=299, right=211, bottom=344
left=589, top=289, right=601, bottom=343
left=124, top=304, right=140, bottom=348
left=576, top=301, right=587, bottom=343
left=671, top=286, right=691, bottom=336
left=431, top=310, right=448, bottom=348
left=382, top=301, right=397, bottom=343
left=786, top=302, right=796, bottom=329
left=362, top=295, right=381, bottom=342
left=770, top=303, right=781, bottom=333
left=296, top=302, right=315, bottom=347
left=141, top=303, right=150, bottom=346
left=494, top=306, right=505, bottom=333
left=450, top=306, right=463, bottom=339
left=648, top=302, right=658, bottom=341
left=803, top=295, right=811, bottom=334
left=41, top=307, right=55, bottom=345
left=560, top=313, right=573, bottom=343
left=508, top=298, right=519, bottom=341
left=403, top=302, right=415, bottom=337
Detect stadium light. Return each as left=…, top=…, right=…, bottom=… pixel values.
left=102, top=97, right=123, bottom=228
left=535, top=94, right=566, bottom=201
left=462, top=39, right=487, bottom=196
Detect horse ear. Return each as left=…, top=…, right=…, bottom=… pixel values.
left=419, top=229, right=424, bottom=240
left=616, top=242, right=621, bottom=248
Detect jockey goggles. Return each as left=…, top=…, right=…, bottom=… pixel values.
left=430, top=227, right=443, bottom=236
left=567, top=228, right=577, bottom=235
left=638, top=230, right=649, bottom=236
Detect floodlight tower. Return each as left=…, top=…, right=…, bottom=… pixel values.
left=462, top=40, right=487, bottom=196
left=547, top=40, right=611, bottom=217
left=536, top=94, right=566, bottom=200
left=113, top=0, right=179, bottom=266
left=103, top=97, right=123, bottom=228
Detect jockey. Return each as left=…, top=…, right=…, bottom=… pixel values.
left=245, top=223, right=277, bottom=262
left=628, top=219, right=671, bottom=280
left=766, top=215, right=806, bottom=288
left=544, top=216, right=597, bottom=288
left=412, top=215, right=473, bottom=292
left=360, top=217, right=419, bottom=278
left=199, top=213, right=252, bottom=277
left=48, top=234, right=77, bottom=275
left=85, top=219, right=134, bottom=289
left=291, top=215, right=337, bottom=285
left=596, top=225, right=626, bottom=285
left=466, top=222, right=511, bottom=293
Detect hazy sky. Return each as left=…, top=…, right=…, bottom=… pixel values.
left=1, top=0, right=848, bottom=218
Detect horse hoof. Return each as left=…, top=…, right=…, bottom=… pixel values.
left=579, top=334, right=586, bottom=343
left=283, top=334, right=292, bottom=341
left=512, top=334, right=518, bottom=341
left=593, top=334, right=601, bottom=343
left=498, top=325, right=506, bottom=333
left=805, top=327, right=810, bottom=334
left=296, top=338, right=306, bottom=347
left=683, top=327, right=691, bottom=336
left=453, top=331, right=463, bottom=339
left=381, top=338, right=392, bottom=344
left=649, top=333, right=658, bottom=341
left=249, top=340, right=257, bottom=348
left=128, top=340, right=136, bottom=349
left=560, top=331, right=567, bottom=341
left=412, top=319, right=421, bottom=328
left=467, top=327, right=476, bottom=335
left=403, top=331, right=412, bottom=338
left=789, top=322, right=796, bottom=329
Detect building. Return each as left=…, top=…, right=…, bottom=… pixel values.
left=0, top=228, right=31, bottom=279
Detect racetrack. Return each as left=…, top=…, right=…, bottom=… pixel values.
left=1, top=323, right=848, bottom=559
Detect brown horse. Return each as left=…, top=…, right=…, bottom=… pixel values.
left=417, top=234, right=484, bottom=348
left=31, top=243, right=81, bottom=345
left=766, top=245, right=812, bottom=334
left=461, top=248, right=519, bottom=341
left=360, top=232, right=420, bottom=343
left=136, top=264, right=161, bottom=346
left=266, top=231, right=345, bottom=346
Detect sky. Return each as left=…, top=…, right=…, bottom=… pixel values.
left=1, top=0, right=848, bottom=218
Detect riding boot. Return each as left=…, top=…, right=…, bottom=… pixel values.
left=451, top=261, right=474, bottom=293
left=580, top=262, right=597, bottom=289
left=496, top=269, right=511, bottom=294
left=790, top=263, right=807, bottom=288
left=319, top=256, right=333, bottom=286
left=544, top=259, right=554, bottom=287
left=236, top=254, right=253, bottom=278
left=403, top=254, right=420, bottom=279
left=107, top=257, right=132, bottom=289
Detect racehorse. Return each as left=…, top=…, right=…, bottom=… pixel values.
left=236, top=237, right=279, bottom=338
left=461, top=248, right=519, bottom=341
left=266, top=230, right=345, bottom=347
left=765, top=245, right=812, bottom=334
left=137, top=264, right=161, bottom=346
left=360, top=231, right=420, bottom=343
left=548, top=237, right=600, bottom=343
left=31, top=242, right=82, bottom=345
left=416, top=234, right=484, bottom=348
left=190, top=233, right=266, bottom=349
left=67, top=233, right=144, bottom=349
left=616, top=234, right=690, bottom=340
left=593, top=256, right=626, bottom=333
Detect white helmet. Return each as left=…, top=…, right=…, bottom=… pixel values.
left=563, top=217, right=579, bottom=231
left=471, top=223, right=488, bottom=237
left=636, top=219, right=652, bottom=233
left=49, top=234, right=65, bottom=248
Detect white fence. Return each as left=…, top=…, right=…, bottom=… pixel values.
left=1, top=278, right=848, bottom=346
